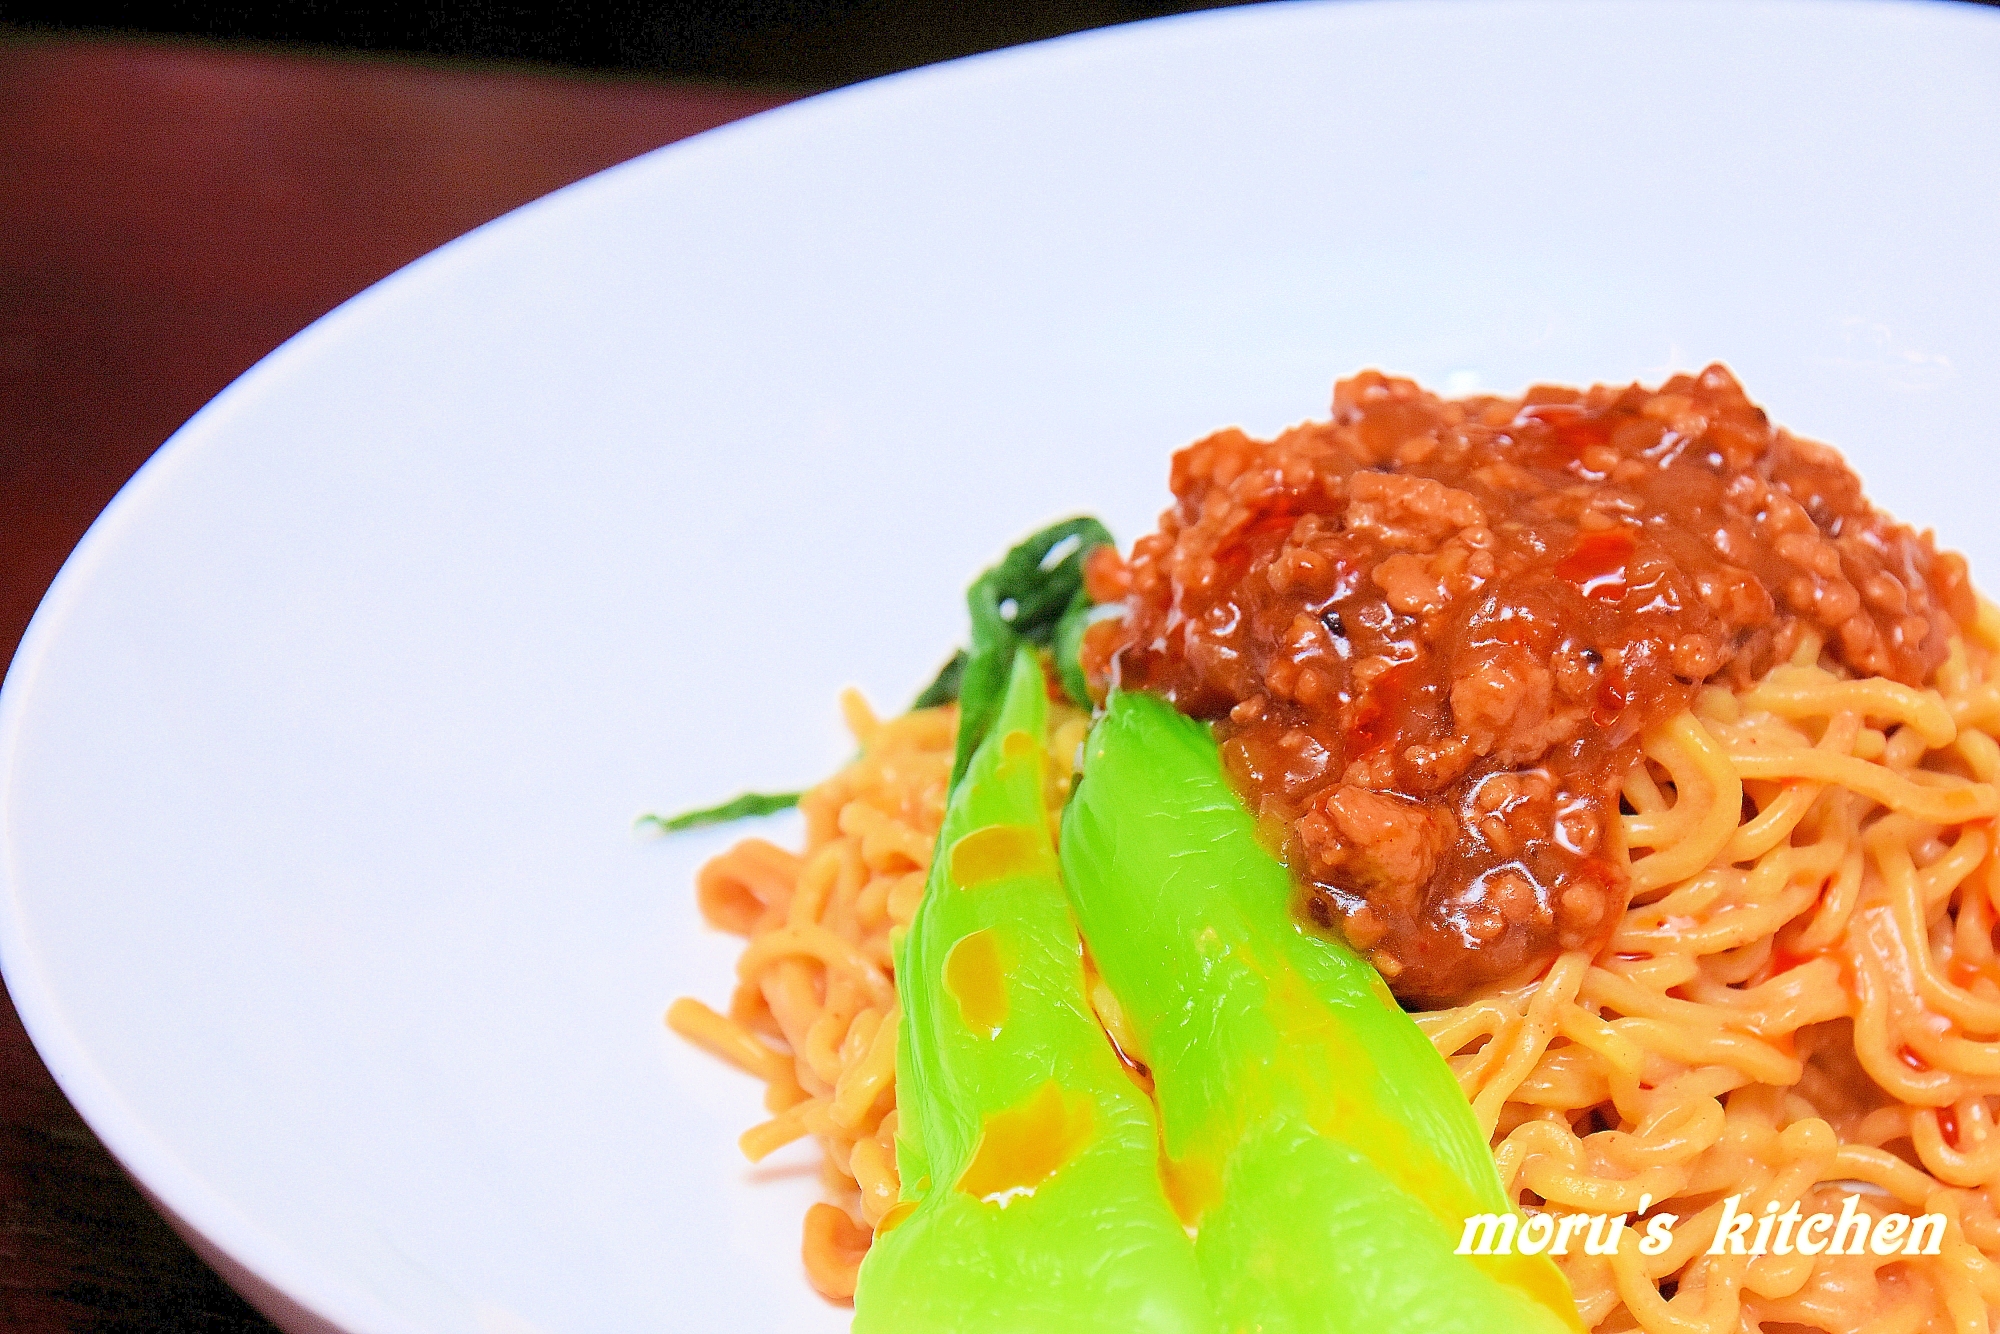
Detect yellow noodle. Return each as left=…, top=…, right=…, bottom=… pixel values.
left=1433, top=635, right=2000, bottom=1333
left=670, top=691, right=1085, bottom=1301
left=678, top=638, right=2000, bottom=1330
left=668, top=696, right=948, bottom=1298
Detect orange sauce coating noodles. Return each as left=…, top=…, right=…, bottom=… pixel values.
left=673, top=615, right=2000, bottom=1331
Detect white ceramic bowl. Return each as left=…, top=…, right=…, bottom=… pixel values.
left=4, top=2, right=1998, bottom=1329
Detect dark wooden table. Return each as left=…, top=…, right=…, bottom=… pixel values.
left=0, top=37, right=790, bottom=1328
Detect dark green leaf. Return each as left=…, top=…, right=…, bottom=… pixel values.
left=911, top=650, right=968, bottom=709
left=1053, top=585, right=1097, bottom=710
left=638, top=791, right=802, bottom=833
left=973, top=517, right=1114, bottom=646
left=946, top=517, right=1115, bottom=787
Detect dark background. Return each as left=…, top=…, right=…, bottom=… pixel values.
left=0, top=0, right=1253, bottom=89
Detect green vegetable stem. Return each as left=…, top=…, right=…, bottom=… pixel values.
left=853, top=649, right=1215, bottom=1333
left=1059, top=691, right=1583, bottom=1334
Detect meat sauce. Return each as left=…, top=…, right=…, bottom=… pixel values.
left=1081, top=366, right=1974, bottom=1004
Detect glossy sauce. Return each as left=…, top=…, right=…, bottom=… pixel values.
left=948, top=824, right=1048, bottom=889
left=1083, top=366, right=1973, bottom=1003
left=1158, top=1150, right=1223, bottom=1229
left=955, top=1081, right=1096, bottom=1206
left=943, top=928, right=1010, bottom=1037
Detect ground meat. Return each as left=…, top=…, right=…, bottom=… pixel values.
left=1082, top=365, right=1974, bottom=1003
left=1298, top=784, right=1448, bottom=909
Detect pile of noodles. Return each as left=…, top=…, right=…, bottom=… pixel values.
left=669, top=615, right=2000, bottom=1332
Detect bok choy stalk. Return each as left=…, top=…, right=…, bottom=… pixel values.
left=1059, top=691, right=1584, bottom=1334
left=853, top=649, right=1215, bottom=1333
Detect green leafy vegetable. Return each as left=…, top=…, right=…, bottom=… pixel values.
left=972, top=517, right=1113, bottom=645
left=948, top=517, right=1113, bottom=785
left=1060, top=692, right=1583, bottom=1333
left=1051, top=585, right=1100, bottom=711
left=853, top=649, right=1214, bottom=1333
left=637, top=791, right=801, bottom=833
left=911, top=650, right=968, bottom=710
left=858, top=679, right=1581, bottom=1331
